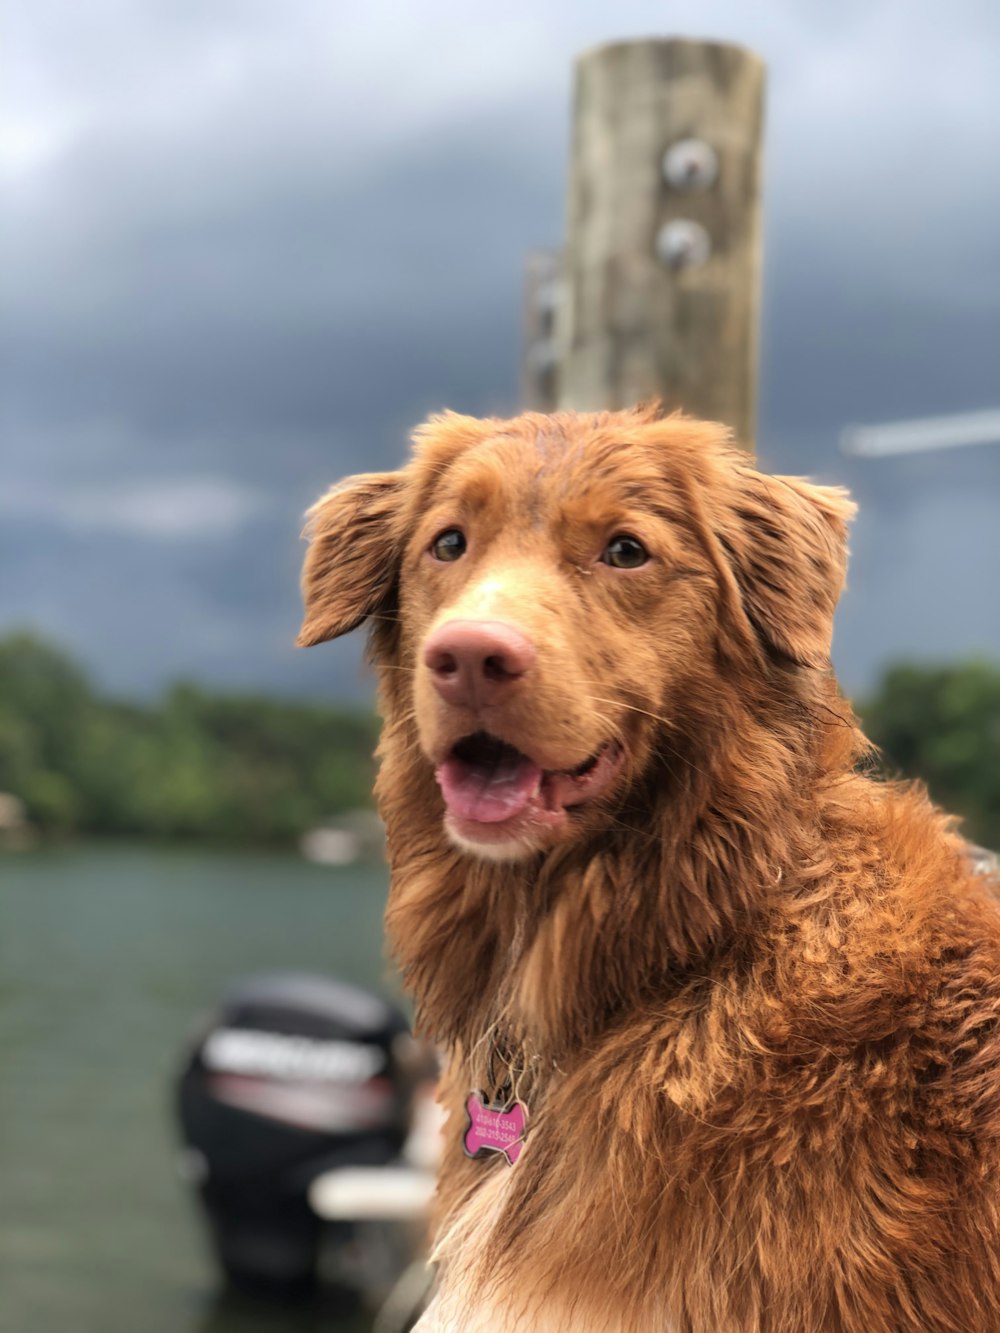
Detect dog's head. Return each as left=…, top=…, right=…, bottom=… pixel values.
left=299, top=407, right=855, bottom=862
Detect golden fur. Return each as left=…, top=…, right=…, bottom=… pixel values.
left=300, top=406, right=1000, bottom=1332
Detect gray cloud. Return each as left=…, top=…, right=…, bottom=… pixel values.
left=4, top=0, right=999, bottom=698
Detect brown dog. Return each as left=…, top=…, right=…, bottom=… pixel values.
left=299, top=406, right=1000, bottom=1332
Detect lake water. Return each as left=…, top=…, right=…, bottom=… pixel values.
left=0, top=843, right=395, bottom=1333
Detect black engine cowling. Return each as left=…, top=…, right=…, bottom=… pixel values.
left=176, top=972, right=415, bottom=1292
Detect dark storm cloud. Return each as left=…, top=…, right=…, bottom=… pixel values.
left=6, top=116, right=556, bottom=455
left=4, top=0, right=999, bottom=696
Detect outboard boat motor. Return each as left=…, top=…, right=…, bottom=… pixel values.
left=176, top=972, right=425, bottom=1298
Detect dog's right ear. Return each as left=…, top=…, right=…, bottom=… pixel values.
left=297, top=472, right=405, bottom=647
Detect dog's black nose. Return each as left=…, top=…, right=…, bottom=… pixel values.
left=423, top=619, right=536, bottom=710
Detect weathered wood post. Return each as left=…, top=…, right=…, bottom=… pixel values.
left=556, top=38, right=766, bottom=449
left=520, top=250, right=562, bottom=413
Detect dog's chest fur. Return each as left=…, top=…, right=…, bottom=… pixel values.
left=417, top=1153, right=665, bottom=1333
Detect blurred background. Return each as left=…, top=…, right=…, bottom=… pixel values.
left=2, top=2, right=998, bottom=1331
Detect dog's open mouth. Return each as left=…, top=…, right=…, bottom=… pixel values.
left=436, top=732, right=624, bottom=828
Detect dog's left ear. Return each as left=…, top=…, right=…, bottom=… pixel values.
left=724, top=468, right=856, bottom=669
left=297, top=471, right=405, bottom=647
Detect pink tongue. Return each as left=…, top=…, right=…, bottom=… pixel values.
left=437, top=751, right=542, bottom=824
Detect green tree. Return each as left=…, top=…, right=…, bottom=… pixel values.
left=859, top=661, right=1000, bottom=850
left=0, top=631, right=378, bottom=845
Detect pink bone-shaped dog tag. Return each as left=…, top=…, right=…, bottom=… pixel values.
left=463, top=1091, right=527, bottom=1166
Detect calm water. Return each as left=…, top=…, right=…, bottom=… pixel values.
left=0, top=843, right=395, bottom=1333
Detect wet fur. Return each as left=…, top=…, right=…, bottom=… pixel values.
left=300, top=406, right=1000, bottom=1332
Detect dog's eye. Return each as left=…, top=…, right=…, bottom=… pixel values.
left=430, top=528, right=467, bottom=562
left=601, top=534, right=648, bottom=569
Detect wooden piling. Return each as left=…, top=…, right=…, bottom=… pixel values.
left=556, top=38, right=766, bottom=449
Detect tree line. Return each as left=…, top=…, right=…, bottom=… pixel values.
left=861, top=660, right=999, bottom=853
left=0, top=633, right=377, bottom=844
left=0, top=632, right=996, bottom=849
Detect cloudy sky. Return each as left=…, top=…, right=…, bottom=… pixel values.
left=4, top=0, right=999, bottom=702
